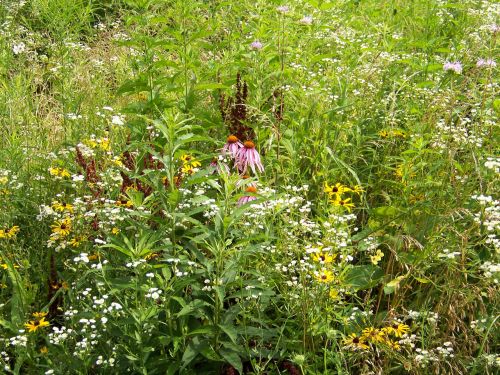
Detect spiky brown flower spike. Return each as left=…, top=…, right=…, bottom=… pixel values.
left=219, top=73, right=255, bottom=141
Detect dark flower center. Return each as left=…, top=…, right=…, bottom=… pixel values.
left=244, top=140, right=255, bottom=149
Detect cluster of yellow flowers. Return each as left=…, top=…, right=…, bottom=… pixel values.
left=0, top=225, right=20, bottom=239
left=180, top=154, right=201, bottom=175
left=344, top=323, right=411, bottom=351
left=324, top=182, right=363, bottom=212
left=85, top=136, right=111, bottom=151
left=49, top=167, right=71, bottom=178
left=378, top=129, right=407, bottom=138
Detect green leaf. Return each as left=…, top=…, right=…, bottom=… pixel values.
left=194, top=83, right=229, bottom=91
left=219, top=347, right=243, bottom=374
left=345, top=265, right=384, bottom=290
left=177, top=300, right=211, bottom=318
left=383, top=275, right=406, bottom=295
left=372, top=206, right=398, bottom=217
left=218, top=323, right=238, bottom=344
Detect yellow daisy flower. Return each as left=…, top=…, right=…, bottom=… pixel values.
left=24, top=317, right=50, bottom=332
left=343, top=333, right=369, bottom=350
left=51, top=218, right=72, bottom=237
left=311, top=251, right=336, bottom=264
left=315, top=269, right=335, bottom=283
left=361, top=327, right=386, bottom=343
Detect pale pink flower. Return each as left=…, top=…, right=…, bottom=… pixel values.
left=250, top=40, right=263, bottom=50
left=443, top=61, right=462, bottom=74
left=476, top=58, right=496, bottom=68
left=222, top=135, right=243, bottom=158
left=238, top=186, right=258, bottom=206
left=236, top=140, right=264, bottom=174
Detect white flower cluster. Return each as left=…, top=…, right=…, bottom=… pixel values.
left=431, top=118, right=486, bottom=151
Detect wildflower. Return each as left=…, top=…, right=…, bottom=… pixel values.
left=331, top=197, right=355, bottom=212
left=180, top=154, right=201, bottom=175
left=51, top=218, right=72, bottom=238
left=49, top=167, right=71, bottom=178
left=476, top=58, right=497, bottom=68
left=24, top=317, right=50, bottom=333
left=236, top=141, right=264, bottom=174
left=370, top=249, right=384, bottom=265
left=52, top=201, right=74, bottom=213
left=315, top=269, right=335, bottom=283
left=116, top=198, right=133, bottom=208
left=299, top=16, right=313, bottom=25
left=40, top=346, right=49, bottom=354
left=384, top=323, right=410, bottom=338
left=324, top=182, right=350, bottom=198
left=311, top=251, right=336, bottom=264
left=276, top=5, right=290, bottom=14
left=362, top=327, right=386, bottom=343
left=69, top=236, right=86, bottom=247
left=32, top=312, right=48, bottom=319
left=1, top=226, right=20, bottom=239
left=343, top=333, right=369, bottom=350
left=111, top=227, right=120, bottom=235
left=329, top=289, right=340, bottom=300
left=250, top=41, right=263, bottom=50
left=238, top=186, right=258, bottom=206
left=385, top=339, right=401, bottom=351
left=222, top=135, right=243, bottom=158
left=443, top=61, right=462, bottom=74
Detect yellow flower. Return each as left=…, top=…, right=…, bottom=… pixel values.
left=32, top=312, right=48, bottom=319
left=378, top=130, right=389, bottom=138
left=329, top=289, right=340, bottom=300
left=111, top=227, right=120, bottom=234
left=385, top=339, right=401, bottom=351
left=49, top=167, right=70, bottom=178
left=0, top=226, right=20, bottom=239
left=312, top=251, right=336, bottom=264
left=361, top=327, right=386, bottom=343
left=324, top=182, right=350, bottom=198
left=52, top=201, right=74, bottom=213
left=116, top=198, right=133, bottom=208
left=98, top=138, right=110, bottom=151
left=331, top=197, right=355, bottom=212
left=69, top=236, right=86, bottom=247
left=24, top=317, right=50, bottom=332
left=51, top=218, right=72, bottom=238
left=370, top=249, right=384, bottom=265
left=343, top=333, right=369, bottom=350
left=384, top=323, right=410, bottom=338
left=40, top=346, right=49, bottom=354
left=315, top=269, right=335, bottom=283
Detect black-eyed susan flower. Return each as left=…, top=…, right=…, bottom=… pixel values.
left=51, top=218, right=72, bottom=237
left=69, top=235, right=86, bottom=247
left=1, top=225, right=20, bottom=239
left=116, top=198, right=133, bottom=208
left=24, top=316, right=50, bottom=332
left=52, top=201, right=74, bottom=213
left=315, top=269, right=335, bottom=283
left=343, top=333, right=369, bottom=350
left=384, top=322, right=410, bottom=338
left=331, top=197, right=355, bottom=212
left=324, top=182, right=350, bottom=198
left=311, top=251, right=336, bottom=264
left=362, top=327, right=386, bottom=343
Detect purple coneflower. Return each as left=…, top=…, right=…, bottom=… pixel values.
left=236, top=140, right=264, bottom=174
left=250, top=40, right=263, bottom=50
left=443, top=61, right=462, bottom=74
left=238, top=186, right=258, bottom=206
left=222, top=135, right=243, bottom=158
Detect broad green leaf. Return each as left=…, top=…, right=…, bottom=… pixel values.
left=345, top=265, right=384, bottom=290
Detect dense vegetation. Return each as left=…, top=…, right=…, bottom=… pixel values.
left=0, top=0, right=498, bottom=374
